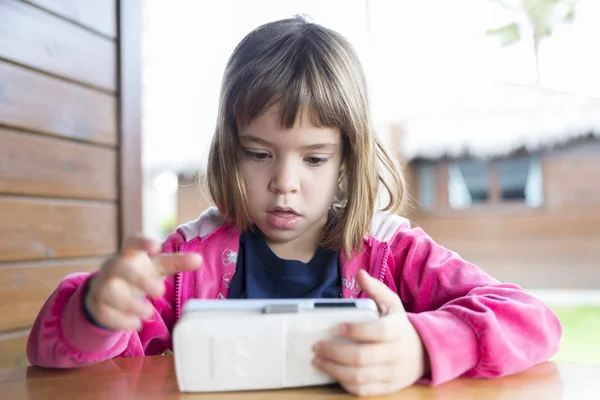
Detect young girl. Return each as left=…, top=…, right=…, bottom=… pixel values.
left=27, top=16, right=561, bottom=397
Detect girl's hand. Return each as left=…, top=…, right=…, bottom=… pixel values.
left=312, top=270, right=430, bottom=397
left=85, top=236, right=202, bottom=331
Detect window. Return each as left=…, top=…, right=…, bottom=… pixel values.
left=417, top=156, right=543, bottom=210
left=448, top=161, right=489, bottom=209
left=458, top=160, right=489, bottom=203
left=418, top=163, right=435, bottom=209
left=498, top=157, right=530, bottom=200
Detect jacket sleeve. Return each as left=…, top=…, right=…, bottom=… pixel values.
left=387, top=225, right=562, bottom=386
left=26, top=231, right=187, bottom=368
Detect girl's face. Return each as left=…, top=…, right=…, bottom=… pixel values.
left=239, top=107, right=343, bottom=257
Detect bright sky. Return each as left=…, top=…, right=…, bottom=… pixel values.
left=141, top=0, right=600, bottom=173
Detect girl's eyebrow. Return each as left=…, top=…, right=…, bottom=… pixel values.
left=240, top=135, right=338, bottom=151
left=239, top=135, right=271, bottom=146
left=303, top=143, right=338, bottom=151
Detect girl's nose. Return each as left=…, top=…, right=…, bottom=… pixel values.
left=269, top=160, right=300, bottom=194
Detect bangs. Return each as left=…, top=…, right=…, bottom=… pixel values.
left=227, top=29, right=352, bottom=131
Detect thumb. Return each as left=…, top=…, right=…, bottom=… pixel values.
left=356, top=269, right=404, bottom=315
left=154, top=253, right=203, bottom=277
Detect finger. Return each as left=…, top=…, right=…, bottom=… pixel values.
left=341, top=314, right=403, bottom=342
left=340, top=382, right=402, bottom=397
left=154, top=253, right=203, bottom=277
left=96, top=277, right=155, bottom=319
left=312, top=357, right=391, bottom=385
left=356, top=269, right=404, bottom=315
left=120, top=236, right=161, bottom=258
left=91, top=302, right=143, bottom=331
left=313, top=340, right=400, bottom=366
left=112, top=257, right=165, bottom=298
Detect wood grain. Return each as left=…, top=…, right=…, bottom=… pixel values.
left=0, top=128, right=117, bottom=200
left=0, top=330, right=29, bottom=369
left=0, top=196, right=118, bottom=262
left=0, top=0, right=115, bottom=91
left=1, top=355, right=597, bottom=400
left=24, top=0, right=116, bottom=38
left=0, top=61, right=117, bottom=145
left=0, top=258, right=102, bottom=331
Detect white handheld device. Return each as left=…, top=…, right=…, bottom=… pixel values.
left=172, top=298, right=379, bottom=392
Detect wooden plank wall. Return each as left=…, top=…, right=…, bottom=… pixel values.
left=0, top=0, right=141, bottom=368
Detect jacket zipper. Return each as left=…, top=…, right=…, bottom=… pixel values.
left=175, top=273, right=181, bottom=322
left=379, top=245, right=390, bottom=283
left=174, top=242, right=185, bottom=322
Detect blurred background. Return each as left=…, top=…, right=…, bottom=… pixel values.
left=0, top=0, right=598, bottom=370
left=141, top=0, right=600, bottom=366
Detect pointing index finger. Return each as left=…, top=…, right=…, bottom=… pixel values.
left=154, top=253, right=203, bottom=277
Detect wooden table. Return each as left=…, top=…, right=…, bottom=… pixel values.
left=0, top=355, right=598, bottom=399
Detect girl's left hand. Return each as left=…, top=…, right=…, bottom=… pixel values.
left=312, top=270, right=431, bottom=397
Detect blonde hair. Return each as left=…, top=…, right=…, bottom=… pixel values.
left=207, top=16, right=407, bottom=258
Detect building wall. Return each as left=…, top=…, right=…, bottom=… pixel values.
left=406, top=140, right=600, bottom=289
left=177, top=175, right=214, bottom=226
left=0, top=0, right=141, bottom=368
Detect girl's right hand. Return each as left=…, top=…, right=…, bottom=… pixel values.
left=84, top=236, right=202, bottom=331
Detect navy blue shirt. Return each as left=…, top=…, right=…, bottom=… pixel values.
left=228, top=228, right=342, bottom=299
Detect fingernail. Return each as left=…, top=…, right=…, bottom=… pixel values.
left=313, top=357, right=323, bottom=366
left=312, top=343, right=320, bottom=353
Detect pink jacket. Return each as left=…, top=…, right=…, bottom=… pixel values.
left=27, top=208, right=561, bottom=386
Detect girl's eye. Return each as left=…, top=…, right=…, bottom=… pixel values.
left=245, top=151, right=270, bottom=161
left=305, top=157, right=328, bottom=166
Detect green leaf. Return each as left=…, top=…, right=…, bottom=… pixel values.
left=563, top=7, right=576, bottom=23
left=541, top=25, right=553, bottom=37
left=485, top=22, right=521, bottom=46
